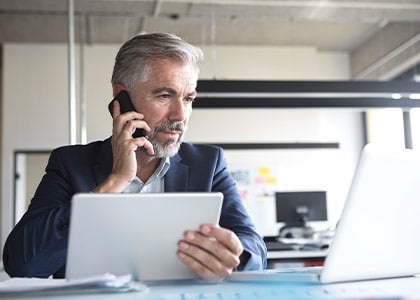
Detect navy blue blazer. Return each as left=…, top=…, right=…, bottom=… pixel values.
left=3, top=138, right=267, bottom=278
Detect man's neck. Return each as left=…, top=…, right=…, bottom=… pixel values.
left=135, top=151, right=162, bottom=183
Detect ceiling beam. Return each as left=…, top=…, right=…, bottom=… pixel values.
left=351, top=22, right=420, bottom=80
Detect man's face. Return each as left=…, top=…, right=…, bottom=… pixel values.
left=131, top=59, right=198, bottom=157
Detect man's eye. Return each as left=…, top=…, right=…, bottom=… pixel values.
left=185, top=97, right=196, bottom=103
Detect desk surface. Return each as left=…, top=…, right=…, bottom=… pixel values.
left=2, top=275, right=420, bottom=300
left=267, top=249, right=328, bottom=259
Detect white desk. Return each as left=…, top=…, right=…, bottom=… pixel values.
left=267, top=250, right=328, bottom=259
left=267, top=249, right=328, bottom=269
left=2, top=276, right=420, bottom=300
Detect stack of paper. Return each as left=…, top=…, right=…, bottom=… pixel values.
left=0, top=273, right=147, bottom=296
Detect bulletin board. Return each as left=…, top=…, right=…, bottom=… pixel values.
left=219, top=143, right=355, bottom=236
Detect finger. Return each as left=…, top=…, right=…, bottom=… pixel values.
left=112, top=134, right=152, bottom=160
left=115, top=118, right=150, bottom=142
left=111, top=100, right=121, bottom=118
left=177, top=242, right=227, bottom=282
left=113, top=111, right=145, bottom=130
left=134, top=137, right=155, bottom=156
left=124, top=119, right=151, bottom=137
left=181, top=231, right=240, bottom=271
left=111, top=101, right=125, bottom=136
left=200, top=225, right=243, bottom=256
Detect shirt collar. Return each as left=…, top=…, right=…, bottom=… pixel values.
left=156, top=156, right=171, bottom=179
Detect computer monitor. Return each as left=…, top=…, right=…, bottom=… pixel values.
left=275, top=191, right=328, bottom=228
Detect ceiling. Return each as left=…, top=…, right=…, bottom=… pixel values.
left=0, top=0, right=420, bottom=78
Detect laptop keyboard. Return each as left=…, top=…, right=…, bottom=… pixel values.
left=157, top=281, right=411, bottom=300
left=160, top=289, right=360, bottom=299
left=161, top=290, right=320, bottom=299
left=149, top=276, right=420, bottom=300
left=160, top=289, right=402, bottom=300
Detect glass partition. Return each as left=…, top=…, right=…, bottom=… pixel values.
left=14, top=151, right=50, bottom=224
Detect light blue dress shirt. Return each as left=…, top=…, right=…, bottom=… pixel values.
left=122, top=157, right=170, bottom=193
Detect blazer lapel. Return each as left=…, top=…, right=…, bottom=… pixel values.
left=165, top=154, right=189, bottom=192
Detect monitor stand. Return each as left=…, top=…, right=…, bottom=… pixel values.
left=278, top=224, right=315, bottom=239
left=278, top=205, right=315, bottom=239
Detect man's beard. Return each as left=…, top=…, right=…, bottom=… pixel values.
left=142, top=122, right=186, bottom=158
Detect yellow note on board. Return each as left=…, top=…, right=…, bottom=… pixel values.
left=266, top=177, right=277, bottom=185
left=258, top=167, right=270, bottom=177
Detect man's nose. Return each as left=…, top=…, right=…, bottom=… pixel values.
left=169, top=98, right=188, bottom=121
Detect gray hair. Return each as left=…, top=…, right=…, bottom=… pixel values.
left=111, top=33, right=204, bottom=90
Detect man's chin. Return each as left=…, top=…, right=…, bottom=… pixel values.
left=141, top=141, right=181, bottom=158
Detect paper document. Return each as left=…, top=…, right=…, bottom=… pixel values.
left=0, top=273, right=147, bottom=295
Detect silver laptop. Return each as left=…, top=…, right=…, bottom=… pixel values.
left=230, top=144, right=420, bottom=284
left=65, top=192, right=223, bottom=282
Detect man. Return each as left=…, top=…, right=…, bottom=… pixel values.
left=3, top=33, right=267, bottom=281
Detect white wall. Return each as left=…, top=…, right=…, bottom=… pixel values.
left=1, top=43, right=359, bottom=250
left=200, top=45, right=350, bottom=80
left=187, top=108, right=363, bottom=235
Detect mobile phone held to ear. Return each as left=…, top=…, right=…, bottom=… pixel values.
left=108, top=90, right=146, bottom=138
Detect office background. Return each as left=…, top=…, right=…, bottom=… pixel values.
left=1, top=0, right=420, bottom=258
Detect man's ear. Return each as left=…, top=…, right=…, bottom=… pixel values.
left=112, top=84, right=126, bottom=97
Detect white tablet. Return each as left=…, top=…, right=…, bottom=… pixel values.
left=65, top=192, right=223, bottom=282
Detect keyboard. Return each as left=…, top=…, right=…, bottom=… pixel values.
left=161, top=290, right=319, bottom=299
left=149, top=276, right=420, bottom=300
left=264, top=241, right=297, bottom=251
left=158, top=280, right=414, bottom=300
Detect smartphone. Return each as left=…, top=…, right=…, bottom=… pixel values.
left=108, top=90, right=146, bottom=138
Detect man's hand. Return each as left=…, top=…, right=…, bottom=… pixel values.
left=177, top=224, right=244, bottom=282
left=92, top=100, right=154, bottom=193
